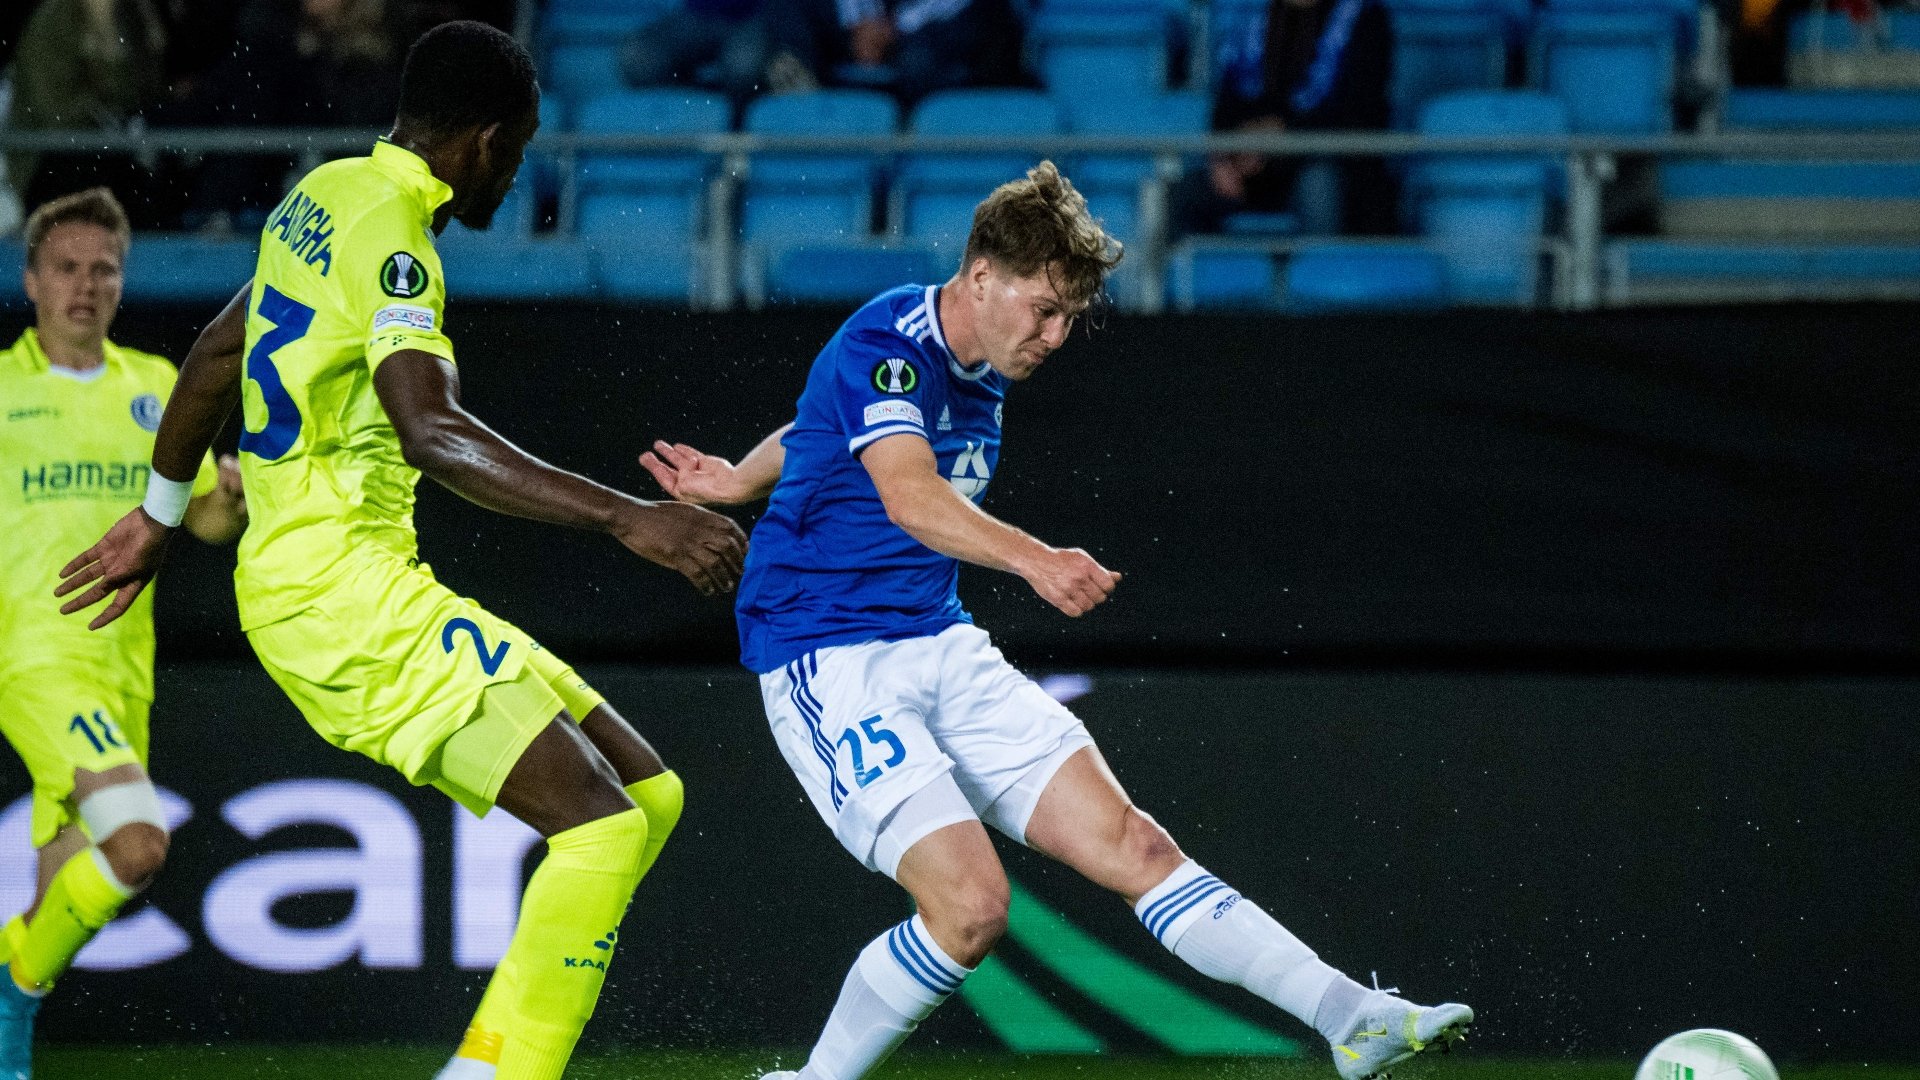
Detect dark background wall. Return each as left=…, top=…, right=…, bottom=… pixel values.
left=61, top=301, right=1914, bottom=671
left=3, top=303, right=1916, bottom=1060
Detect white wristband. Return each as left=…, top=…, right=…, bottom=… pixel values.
left=141, top=471, right=194, bottom=527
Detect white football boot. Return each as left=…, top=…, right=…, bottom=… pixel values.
left=1329, top=992, right=1473, bottom=1080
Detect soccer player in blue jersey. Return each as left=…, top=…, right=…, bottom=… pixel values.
left=642, top=161, right=1473, bottom=1080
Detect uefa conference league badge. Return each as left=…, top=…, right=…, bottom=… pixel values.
left=381, top=251, right=430, bottom=299
left=873, top=358, right=918, bottom=394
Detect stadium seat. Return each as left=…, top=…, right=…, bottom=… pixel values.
left=540, top=0, right=676, bottom=46
left=1066, top=92, right=1209, bottom=307
left=543, top=44, right=626, bottom=107
left=1674, top=91, right=1920, bottom=239
left=1410, top=90, right=1568, bottom=304
left=1789, top=10, right=1920, bottom=51
left=895, top=90, right=1064, bottom=255
left=740, top=91, right=898, bottom=290
left=434, top=235, right=597, bottom=299
left=1029, top=9, right=1170, bottom=103
left=1166, top=245, right=1280, bottom=310
left=1377, top=0, right=1517, bottom=129
left=1657, top=160, right=1920, bottom=238
left=575, top=91, right=731, bottom=302
left=1529, top=7, right=1678, bottom=133
left=1282, top=244, right=1448, bottom=310
left=764, top=244, right=944, bottom=305
left=1606, top=239, right=1920, bottom=303
left=122, top=238, right=261, bottom=303
left=1720, top=88, right=1920, bottom=130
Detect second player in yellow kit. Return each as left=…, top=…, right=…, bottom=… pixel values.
left=0, top=188, right=246, bottom=1077
left=57, top=23, right=748, bottom=1080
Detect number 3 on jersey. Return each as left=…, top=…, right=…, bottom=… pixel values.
left=239, top=284, right=315, bottom=460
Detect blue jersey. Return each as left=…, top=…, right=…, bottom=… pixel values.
left=737, top=284, right=1008, bottom=673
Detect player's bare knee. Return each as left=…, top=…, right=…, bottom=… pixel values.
left=1121, top=806, right=1184, bottom=878
left=949, top=880, right=1011, bottom=958
left=97, top=822, right=169, bottom=890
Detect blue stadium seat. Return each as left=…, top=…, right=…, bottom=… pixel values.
left=1666, top=90, right=1920, bottom=239
left=895, top=90, right=1064, bottom=255
left=1606, top=239, right=1920, bottom=303
left=540, top=0, right=676, bottom=46
left=1378, top=0, right=1516, bottom=129
left=543, top=44, right=626, bottom=107
left=1167, top=245, right=1280, bottom=310
left=575, top=91, right=731, bottom=302
left=765, top=244, right=943, bottom=304
left=1283, top=244, right=1448, bottom=310
left=1657, top=160, right=1920, bottom=238
left=1030, top=10, right=1170, bottom=102
left=1410, top=90, right=1568, bottom=304
left=741, top=91, right=898, bottom=267
left=1067, top=92, right=1209, bottom=306
left=1529, top=8, right=1678, bottom=133
left=1789, top=10, right=1920, bottom=51
left=122, top=238, right=260, bottom=303
left=1721, top=89, right=1920, bottom=131
left=434, top=235, right=597, bottom=299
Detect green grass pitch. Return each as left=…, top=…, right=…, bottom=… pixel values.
left=33, top=1048, right=1920, bottom=1080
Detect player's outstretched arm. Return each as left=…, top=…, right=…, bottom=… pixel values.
left=862, top=434, right=1120, bottom=618
left=375, top=349, right=748, bottom=595
left=639, top=423, right=791, bottom=506
left=55, top=281, right=253, bottom=628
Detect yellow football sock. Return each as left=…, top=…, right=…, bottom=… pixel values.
left=624, top=770, right=683, bottom=878
left=489, top=807, right=648, bottom=1080
left=11, top=849, right=132, bottom=992
left=457, top=771, right=684, bottom=1065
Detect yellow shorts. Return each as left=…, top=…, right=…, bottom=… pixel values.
left=246, top=560, right=606, bottom=816
left=0, top=674, right=151, bottom=847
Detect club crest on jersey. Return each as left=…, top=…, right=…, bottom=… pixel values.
left=872, top=358, right=917, bottom=394
left=130, top=393, right=163, bottom=432
left=381, top=251, right=429, bottom=298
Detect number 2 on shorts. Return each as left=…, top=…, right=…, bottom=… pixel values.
left=838, top=714, right=907, bottom=788
left=442, top=617, right=510, bottom=675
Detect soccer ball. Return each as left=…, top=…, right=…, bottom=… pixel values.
left=1635, top=1029, right=1779, bottom=1080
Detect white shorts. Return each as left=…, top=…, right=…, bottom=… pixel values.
left=759, top=623, right=1094, bottom=878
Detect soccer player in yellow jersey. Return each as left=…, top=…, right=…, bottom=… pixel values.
left=54, top=22, right=747, bottom=1080
left=0, top=187, right=247, bottom=1077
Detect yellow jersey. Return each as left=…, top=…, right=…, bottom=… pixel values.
left=0, top=329, right=217, bottom=697
left=232, top=140, right=458, bottom=630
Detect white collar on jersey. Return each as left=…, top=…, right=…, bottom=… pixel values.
left=46, top=361, right=108, bottom=383
left=927, top=284, right=992, bottom=382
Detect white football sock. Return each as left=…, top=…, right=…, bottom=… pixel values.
left=799, top=915, right=973, bottom=1080
left=1135, top=859, right=1370, bottom=1043
left=431, top=1056, right=495, bottom=1080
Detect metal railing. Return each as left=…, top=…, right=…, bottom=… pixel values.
left=6, top=127, right=1920, bottom=311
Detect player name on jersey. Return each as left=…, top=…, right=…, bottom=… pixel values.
left=265, top=188, right=336, bottom=276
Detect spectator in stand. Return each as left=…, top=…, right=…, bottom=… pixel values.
left=157, top=0, right=404, bottom=230
left=1173, top=0, right=1395, bottom=237
left=620, top=0, right=773, bottom=102
left=760, top=0, right=1024, bottom=103
left=5, top=0, right=170, bottom=222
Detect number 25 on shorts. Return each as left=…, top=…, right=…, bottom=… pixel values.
left=838, top=715, right=906, bottom=788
